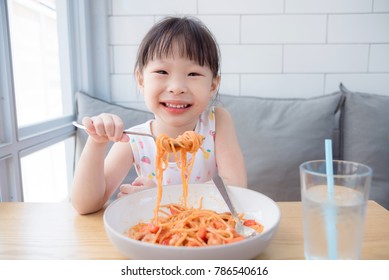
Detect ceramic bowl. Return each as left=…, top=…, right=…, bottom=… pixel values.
left=104, top=184, right=280, bottom=259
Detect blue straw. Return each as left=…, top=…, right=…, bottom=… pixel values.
left=325, top=139, right=337, bottom=259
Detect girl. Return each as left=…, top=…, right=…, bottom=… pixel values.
left=72, top=17, right=246, bottom=214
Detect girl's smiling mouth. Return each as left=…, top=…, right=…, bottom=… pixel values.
left=162, top=102, right=192, bottom=109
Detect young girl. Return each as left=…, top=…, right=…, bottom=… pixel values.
left=71, top=17, right=247, bottom=214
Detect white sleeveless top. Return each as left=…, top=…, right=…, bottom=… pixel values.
left=129, top=107, right=217, bottom=185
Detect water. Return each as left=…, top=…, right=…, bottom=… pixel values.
left=302, top=185, right=366, bottom=260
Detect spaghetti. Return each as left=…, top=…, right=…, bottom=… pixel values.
left=127, top=203, right=264, bottom=246
left=127, top=131, right=264, bottom=247
left=154, top=131, right=205, bottom=219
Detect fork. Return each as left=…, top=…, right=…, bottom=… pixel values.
left=212, top=173, right=257, bottom=238
left=72, top=121, right=156, bottom=139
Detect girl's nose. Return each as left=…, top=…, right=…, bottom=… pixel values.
left=167, top=77, right=187, bottom=95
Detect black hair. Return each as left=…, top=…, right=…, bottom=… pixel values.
left=135, top=17, right=220, bottom=78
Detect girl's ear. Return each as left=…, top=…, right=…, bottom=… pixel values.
left=136, top=69, right=144, bottom=93
left=210, top=75, right=221, bottom=96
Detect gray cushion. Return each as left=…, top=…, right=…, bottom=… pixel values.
left=218, top=92, right=343, bottom=202
left=340, top=84, right=389, bottom=209
left=75, top=92, right=153, bottom=184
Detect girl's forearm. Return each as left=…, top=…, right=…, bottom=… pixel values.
left=71, top=138, right=109, bottom=214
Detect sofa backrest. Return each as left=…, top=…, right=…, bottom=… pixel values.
left=217, top=92, right=344, bottom=202
left=339, top=84, right=389, bottom=209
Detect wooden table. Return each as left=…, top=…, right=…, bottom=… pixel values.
left=0, top=201, right=388, bottom=260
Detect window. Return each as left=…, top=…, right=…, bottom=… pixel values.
left=0, top=0, right=76, bottom=202
left=21, top=138, right=74, bottom=202
left=8, top=0, right=72, bottom=127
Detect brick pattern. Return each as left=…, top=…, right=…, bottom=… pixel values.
left=109, top=0, right=389, bottom=103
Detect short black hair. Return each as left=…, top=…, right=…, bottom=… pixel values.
left=135, top=17, right=220, bottom=77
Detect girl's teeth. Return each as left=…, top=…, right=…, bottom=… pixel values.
left=165, top=103, right=188, bottom=109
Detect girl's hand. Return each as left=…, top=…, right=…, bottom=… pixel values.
left=82, top=113, right=130, bottom=144
left=117, top=177, right=157, bottom=198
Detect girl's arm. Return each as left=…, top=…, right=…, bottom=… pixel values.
left=71, top=114, right=134, bottom=214
left=214, top=107, right=247, bottom=187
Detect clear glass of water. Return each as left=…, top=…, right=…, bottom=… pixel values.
left=300, top=160, right=372, bottom=260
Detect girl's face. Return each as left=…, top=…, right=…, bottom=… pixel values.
left=136, top=50, right=220, bottom=133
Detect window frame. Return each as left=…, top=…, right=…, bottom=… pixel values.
left=0, top=0, right=109, bottom=202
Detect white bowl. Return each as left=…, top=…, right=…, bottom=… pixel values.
left=104, top=184, right=281, bottom=260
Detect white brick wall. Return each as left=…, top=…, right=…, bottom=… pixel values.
left=285, top=0, right=373, bottom=13
left=284, top=45, right=370, bottom=73
left=369, top=44, right=389, bottom=71
left=328, top=14, right=389, bottom=43
left=242, top=15, right=327, bottom=44
left=108, top=0, right=389, bottom=102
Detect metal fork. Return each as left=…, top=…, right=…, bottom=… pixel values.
left=72, top=121, right=156, bottom=139
left=72, top=121, right=184, bottom=148
left=212, top=173, right=257, bottom=238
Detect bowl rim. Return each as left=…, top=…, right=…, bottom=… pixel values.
left=103, top=184, right=281, bottom=251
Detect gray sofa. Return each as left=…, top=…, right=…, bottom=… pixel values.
left=75, top=84, right=389, bottom=209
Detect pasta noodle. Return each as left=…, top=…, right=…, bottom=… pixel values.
left=154, top=131, right=205, bottom=219
left=127, top=203, right=264, bottom=246
left=127, top=131, right=264, bottom=247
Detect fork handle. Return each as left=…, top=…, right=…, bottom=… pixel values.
left=72, top=121, right=155, bottom=139
left=212, top=173, right=239, bottom=220
left=122, top=130, right=155, bottom=139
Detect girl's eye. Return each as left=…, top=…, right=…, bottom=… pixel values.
left=155, top=70, right=168, bottom=75
left=188, top=72, right=200, bottom=77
